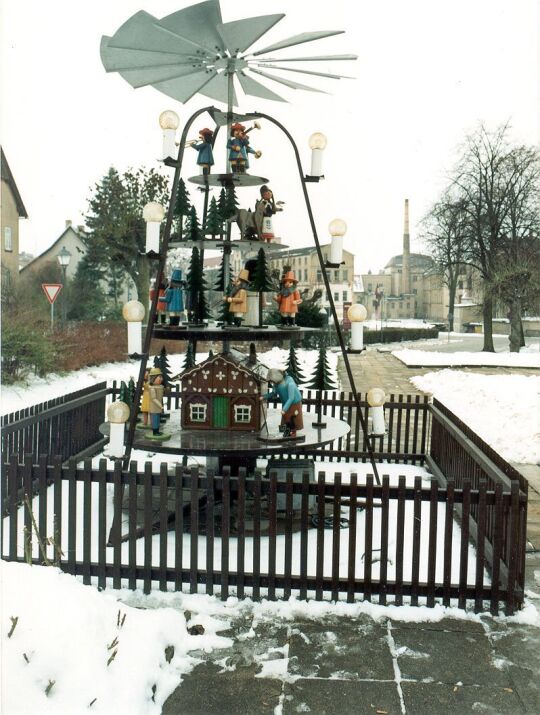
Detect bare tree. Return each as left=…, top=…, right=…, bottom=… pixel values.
left=421, top=193, right=469, bottom=331
left=450, top=124, right=517, bottom=350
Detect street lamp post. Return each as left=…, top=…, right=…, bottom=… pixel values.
left=57, top=246, right=72, bottom=322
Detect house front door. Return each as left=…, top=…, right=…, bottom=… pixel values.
left=211, top=396, right=229, bottom=428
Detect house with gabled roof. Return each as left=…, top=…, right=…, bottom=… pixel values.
left=179, top=351, right=268, bottom=431
left=1, top=148, right=28, bottom=290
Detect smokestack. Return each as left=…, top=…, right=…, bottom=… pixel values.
left=402, top=199, right=410, bottom=295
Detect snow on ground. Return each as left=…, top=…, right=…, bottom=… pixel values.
left=410, top=371, right=540, bottom=464
left=394, top=348, right=540, bottom=368
left=0, top=560, right=232, bottom=715
left=362, top=319, right=437, bottom=330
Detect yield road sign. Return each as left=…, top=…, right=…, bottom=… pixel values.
left=42, top=283, right=63, bottom=304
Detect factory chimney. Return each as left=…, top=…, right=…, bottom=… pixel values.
left=402, top=199, right=410, bottom=295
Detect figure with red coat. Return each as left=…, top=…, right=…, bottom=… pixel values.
left=274, top=270, right=302, bottom=327
left=149, top=280, right=167, bottom=324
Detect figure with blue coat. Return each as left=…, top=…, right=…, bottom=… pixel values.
left=262, top=368, right=304, bottom=438
left=190, top=128, right=214, bottom=175
left=162, top=268, right=185, bottom=326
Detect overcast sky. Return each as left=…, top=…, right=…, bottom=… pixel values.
left=1, top=0, right=538, bottom=273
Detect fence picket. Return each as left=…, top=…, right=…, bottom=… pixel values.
left=221, top=467, right=231, bottom=600
left=395, top=475, right=406, bottom=606
left=206, top=469, right=215, bottom=596
left=268, top=470, right=277, bottom=600
left=237, top=469, right=246, bottom=599
left=379, top=475, right=389, bottom=606
left=143, top=462, right=153, bottom=595
left=190, top=466, right=199, bottom=595
left=253, top=472, right=262, bottom=601
left=427, top=478, right=438, bottom=608
left=98, top=460, right=107, bottom=590
left=363, top=475, right=373, bottom=603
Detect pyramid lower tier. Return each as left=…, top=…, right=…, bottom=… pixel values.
left=133, top=410, right=349, bottom=457
left=152, top=325, right=324, bottom=341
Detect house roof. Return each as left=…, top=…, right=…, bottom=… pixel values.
left=384, top=253, right=434, bottom=270
left=175, top=349, right=268, bottom=382
left=19, top=225, right=86, bottom=273
left=1, top=148, right=28, bottom=218
left=272, top=244, right=353, bottom=259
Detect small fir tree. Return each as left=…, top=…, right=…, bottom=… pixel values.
left=173, top=178, right=191, bottom=238
left=183, top=341, right=196, bottom=370
left=205, top=196, right=222, bottom=238
left=118, top=381, right=131, bottom=408
left=285, top=342, right=305, bottom=384
left=250, top=247, right=275, bottom=326
left=306, top=340, right=336, bottom=426
left=208, top=348, right=214, bottom=358
left=186, top=247, right=209, bottom=323
left=157, top=345, right=173, bottom=386
left=127, top=377, right=136, bottom=407
left=186, top=205, right=203, bottom=241
left=217, top=188, right=228, bottom=222
left=214, top=253, right=233, bottom=291
left=224, top=186, right=239, bottom=220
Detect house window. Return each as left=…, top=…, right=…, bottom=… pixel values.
left=458, top=280, right=464, bottom=289
left=413, top=275, right=418, bottom=282
left=190, top=403, right=207, bottom=422
left=304, top=269, right=308, bottom=281
left=333, top=270, right=339, bottom=280
left=368, top=283, right=373, bottom=292
left=334, top=292, right=339, bottom=302
left=412, top=288, right=417, bottom=295
left=4, top=227, right=13, bottom=252
left=316, top=270, right=322, bottom=282
left=234, top=404, right=251, bottom=423
left=342, top=269, right=348, bottom=280
left=342, top=291, right=348, bottom=302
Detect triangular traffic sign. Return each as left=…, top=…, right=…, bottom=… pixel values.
left=42, top=283, right=63, bottom=304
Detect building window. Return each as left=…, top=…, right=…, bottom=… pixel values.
left=407, top=302, right=411, bottom=308
left=458, top=280, right=464, bottom=289
left=333, top=270, right=339, bottom=281
left=412, top=288, right=417, bottom=295
left=304, top=269, right=308, bottom=281
left=334, top=292, right=339, bottom=302
left=342, top=269, right=348, bottom=280
left=304, top=256, right=308, bottom=265
left=4, top=227, right=13, bottom=252
left=413, top=275, right=418, bottom=282
left=190, top=403, right=207, bottom=422
left=234, top=404, right=251, bottom=423
left=316, top=270, right=322, bottom=282
left=342, top=291, right=348, bottom=302
left=368, top=283, right=372, bottom=292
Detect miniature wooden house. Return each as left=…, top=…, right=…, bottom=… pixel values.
left=180, top=353, right=266, bottom=431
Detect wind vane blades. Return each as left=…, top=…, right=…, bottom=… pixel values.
left=216, top=14, right=285, bottom=55
left=250, top=30, right=345, bottom=57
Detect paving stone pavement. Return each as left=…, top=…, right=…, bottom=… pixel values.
left=162, top=554, right=540, bottom=714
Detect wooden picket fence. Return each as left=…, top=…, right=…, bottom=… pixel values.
left=0, top=385, right=528, bottom=613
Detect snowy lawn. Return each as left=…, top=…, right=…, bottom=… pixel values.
left=395, top=347, right=540, bottom=368
left=410, top=371, right=540, bottom=464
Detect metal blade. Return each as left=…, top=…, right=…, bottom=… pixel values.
left=216, top=14, right=285, bottom=54
left=120, top=64, right=206, bottom=89
left=252, top=63, right=354, bottom=80
left=256, top=54, right=358, bottom=62
left=250, top=68, right=328, bottom=93
left=152, top=69, right=218, bottom=104
left=156, top=0, right=225, bottom=54
left=199, top=72, right=238, bottom=104
left=251, top=30, right=344, bottom=56
left=101, top=36, right=203, bottom=72
left=210, top=110, right=257, bottom=126
left=237, top=72, right=287, bottom=102
left=107, top=10, right=209, bottom=57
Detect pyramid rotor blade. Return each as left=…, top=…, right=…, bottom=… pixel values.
left=253, top=63, right=354, bottom=80
left=107, top=10, right=209, bottom=57
left=237, top=72, right=287, bottom=102
left=100, top=36, right=203, bottom=72
left=156, top=0, right=225, bottom=54
left=251, top=30, right=344, bottom=57
left=152, top=69, right=218, bottom=104
left=198, top=73, right=238, bottom=105
left=216, top=14, right=285, bottom=55
left=250, top=68, right=328, bottom=94
left=120, top=64, right=206, bottom=89
left=256, top=54, right=358, bottom=62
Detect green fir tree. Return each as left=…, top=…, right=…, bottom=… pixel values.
left=204, top=196, right=222, bottom=238
left=224, top=186, right=239, bottom=220
left=127, top=377, right=136, bottom=407
left=285, top=342, right=305, bottom=385
left=173, top=178, right=191, bottom=238
left=306, top=342, right=337, bottom=391
left=250, top=247, right=275, bottom=326
left=186, top=205, right=203, bottom=241
left=186, top=247, right=209, bottom=323
left=118, top=380, right=131, bottom=407
left=184, top=341, right=196, bottom=370
left=157, top=345, right=173, bottom=386
left=214, top=253, right=233, bottom=291
left=217, top=188, right=227, bottom=222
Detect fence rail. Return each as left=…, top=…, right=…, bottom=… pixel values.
left=1, top=455, right=525, bottom=614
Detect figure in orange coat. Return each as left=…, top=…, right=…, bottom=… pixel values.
left=274, top=270, right=302, bottom=327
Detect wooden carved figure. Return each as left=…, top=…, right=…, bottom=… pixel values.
left=189, top=127, right=214, bottom=174
left=150, top=280, right=167, bottom=324
left=262, top=368, right=304, bottom=439
left=224, top=268, right=250, bottom=327
left=274, top=270, right=302, bottom=327
left=254, top=185, right=284, bottom=242
left=147, top=367, right=165, bottom=437
left=227, top=123, right=261, bottom=174
left=163, top=268, right=185, bottom=326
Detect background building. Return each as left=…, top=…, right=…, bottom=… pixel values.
left=1, top=148, right=27, bottom=292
